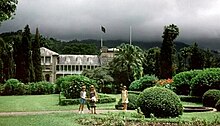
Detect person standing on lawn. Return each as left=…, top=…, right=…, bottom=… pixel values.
left=78, top=85, right=86, bottom=114
left=90, top=85, right=98, bottom=114
left=121, top=86, right=128, bottom=111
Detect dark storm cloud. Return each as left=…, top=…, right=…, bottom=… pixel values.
left=0, top=0, right=220, bottom=42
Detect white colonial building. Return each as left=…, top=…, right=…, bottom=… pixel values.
left=40, top=47, right=117, bottom=83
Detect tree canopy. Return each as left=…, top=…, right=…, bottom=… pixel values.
left=0, top=0, right=18, bottom=23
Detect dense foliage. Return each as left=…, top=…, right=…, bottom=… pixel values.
left=172, top=70, right=201, bottom=95
left=129, top=75, right=158, bottom=91
left=32, top=28, right=42, bottom=82
left=56, top=75, right=97, bottom=99
left=137, top=87, right=183, bottom=118
left=109, top=43, right=144, bottom=88
left=0, top=79, right=55, bottom=95
left=191, top=69, right=220, bottom=97
left=202, top=89, right=220, bottom=107
left=142, top=47, right=160, bottom=77
left=82, top=66, right=114, bottom=93
left=0, top=0, right=18, bottom=23
left=160, top=24, right=179, bottom=79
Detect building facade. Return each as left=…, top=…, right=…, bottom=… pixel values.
left=40, top=47, right=117, bottom=83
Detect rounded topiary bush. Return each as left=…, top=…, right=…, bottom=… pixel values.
left=116, top=94, right=138, bottom=110
left=215, top=99, right=220, bottom=111
left=202, top=89, right=220, bottom=107
left=137, top=87, right=183, bottom=118
left=129, top=75, right=158, bottom=91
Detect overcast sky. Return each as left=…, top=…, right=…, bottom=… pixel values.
left=0, top=0, right=220, bottom=43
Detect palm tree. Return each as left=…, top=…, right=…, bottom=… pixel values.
left=109, top=43, right=144, bottom=87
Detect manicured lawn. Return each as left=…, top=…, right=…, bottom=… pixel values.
left=0, top=94, right=121, bottom=112
left=0, top=94, right=219, bottom=126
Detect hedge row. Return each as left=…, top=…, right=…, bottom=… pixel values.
left=173, top=68, right=220, bottom=97
left=0, top=79, right=55, bottom=95
left=179, top=95, right=202, bottom=103
left=59, top=93, right=116, bottom=106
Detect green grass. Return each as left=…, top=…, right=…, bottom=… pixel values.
left=0, top=111, right=219, bottom=126
left=0, top=94, right=220, bottom=126
left=0, top=94, right=121, bottom=112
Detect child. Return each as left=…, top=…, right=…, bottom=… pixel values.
left=78, top=85, right=86, bottom=114
left=90, top=85, right=98, bottom=114
left=121, top=86, right=128, bottom=111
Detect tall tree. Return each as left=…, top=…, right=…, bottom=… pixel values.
left=0, top=38, right=6, bottom=82
left=32, top=28, right=42, bottom=82
left=0, top=0, right=18, bottom=23
left=16, top=25, right=34, bottom=83
left=159, top=24, right=179, bottom=79
left=189, top=43, right=204, bottom=70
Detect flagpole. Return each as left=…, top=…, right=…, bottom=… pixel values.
left=129, top=26, right=132, bottom=45
left=101, top=34, right=103, bottom=48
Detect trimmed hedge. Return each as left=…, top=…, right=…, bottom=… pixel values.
left=173, top=70, right=201, bottom=95
left=115, top=94, right=139, bottom=110
left=129, top=75, right=158, bottom=91
left=0, top=79, right=55, bottom=96
left=27, top=81, right=55, bottom=95
left=191, top=70, right=220, bottom=97
left=137, top=87, right=183, bottom=118
left=59, top=93, right=116, bottom=105
left=202, top=89, right=220, bottom=107
left=179, top=95, right=202, bottom=103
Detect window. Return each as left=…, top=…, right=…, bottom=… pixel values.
left=45, top=57, right=51, bottom=64
left=68, top=65, right=71, bottom=71
left=76, top=66, right=79, bottom=71
left=72, top=66, right=75, bottom=71
left=41, top=57, right=44, bottom=63
left=64, top=65, right=67, bottom=71
left=87, top=66, right=91, bottom=69
left=56, top=66, right=59, bottom=71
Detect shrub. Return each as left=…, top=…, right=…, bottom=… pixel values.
left=179, top=95, right=202, bottom=103
left=173, top=70, right=201, bottom=95
left=57, top=75, right=97, bottom=99
left=116, top=94, right=139, bottom=110
left=28, top=81, right=55, bottom=95
left=215, top=99, right=220, bottom=111
left=129, top=75, right=158, bottom=91
left=137, top=87, right=183, bottom=118
left=2, top=79, right=26, bottom=95
left=202, top=89, right=220, bottom=107
left=191, top=70, right=220, bottom=97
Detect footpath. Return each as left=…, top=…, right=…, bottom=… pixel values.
left=0, top=109, right=133, bottom=116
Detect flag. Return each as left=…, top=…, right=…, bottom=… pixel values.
left=101, top=26, right=106, bottom=33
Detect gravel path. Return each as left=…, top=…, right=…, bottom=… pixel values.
left=0, top=109, right=134, bottom=116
